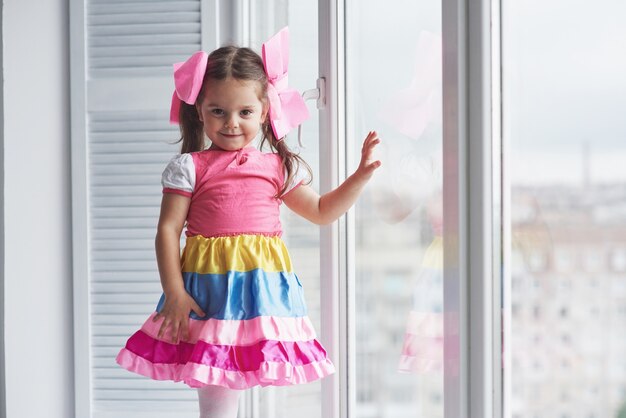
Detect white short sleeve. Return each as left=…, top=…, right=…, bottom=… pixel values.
left=282, top=162, right=309, bottom=196
left=161, top=153, right=195, bottom=197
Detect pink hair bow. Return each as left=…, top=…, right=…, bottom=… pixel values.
left=262, top=27, right=310, bottom=140
left=169, top=51, right=209, bottom=124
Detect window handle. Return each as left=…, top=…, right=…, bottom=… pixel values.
left=297, top=77, right=326, bottom=148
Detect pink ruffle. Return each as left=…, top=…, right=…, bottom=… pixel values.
left=398, top=354, right=442, bottom=374
left=398, top=311, right=443, bottom=374
left=399, top=334, right=443, bottom=358
left=124, top=331, right=329, bottom=370
left=116, top=347, right=336, bottom=389
left=141, top=312, right=318, bottom=346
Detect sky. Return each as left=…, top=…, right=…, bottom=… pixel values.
left=504, top=0, right=626, bottom=185
left=341, top=0, right=626, bottom=186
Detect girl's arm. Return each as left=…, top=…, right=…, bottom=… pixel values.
left=153, top=193, right=205, bottom=342
left=283, top=131, right=381, bottom=225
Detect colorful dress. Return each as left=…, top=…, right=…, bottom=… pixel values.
left=116, top=146, right=335, bottom=389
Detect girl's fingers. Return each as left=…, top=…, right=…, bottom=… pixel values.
left=157, top=317, right=185, bottom=342
left=366, top=138, right=381, bottom=152
left=170, top=323, right=180, bottom=343
left=153, top=297, right=203, bottom=342
left=364, top=159, right=381, bottom=170
left=180, top=325, right=188, bottom=341
left=363, top=133, right=379, bottom=150
left=157, top=318, right=169, bottom=339
left=191, top=302, right=206, bottom=318
left=356, top=130, right=381, bottom=175
left=362, top=140, right=381, bottom=160
left=180, top=320, right=190, bottom=341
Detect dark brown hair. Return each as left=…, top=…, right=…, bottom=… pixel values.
left=176, top=46, right=311, bottom=197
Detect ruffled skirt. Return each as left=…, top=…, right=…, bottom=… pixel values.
left=116, top=234, right=335, bottom=389
left=398, top=236, right=444, bottom=374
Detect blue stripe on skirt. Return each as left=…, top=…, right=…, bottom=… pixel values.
left=155, top=269, right=308, bottom=320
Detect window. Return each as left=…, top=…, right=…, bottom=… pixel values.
left=346, top=0, right=444, bottom=416
left=503, top=0, right=626, bottom=416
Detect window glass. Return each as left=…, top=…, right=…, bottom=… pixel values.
left=504, top=0, right=626, bottom=416
left=347, top=1, right=444, bottom=416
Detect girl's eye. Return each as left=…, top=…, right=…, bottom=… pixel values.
left=211, top=109, right=224, bottom=116
left=240, top=109, right=253, bottom=117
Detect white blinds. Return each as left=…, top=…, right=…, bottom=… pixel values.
left=85, top=1, right=207, bottom=416
left=89, top=111, right=198, bottom=417
left=88, top=0, right=201, bottom=77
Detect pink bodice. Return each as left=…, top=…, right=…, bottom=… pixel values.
left=161, top=147, right=306, bottom=238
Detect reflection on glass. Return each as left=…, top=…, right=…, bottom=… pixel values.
left=347, top=1, right=443, bottom=416
left=252, top=3, right=321, bottom=418
left=504, top=1, right=626, bottom=417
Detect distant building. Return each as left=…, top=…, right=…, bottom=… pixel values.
left=511, top=183, right=626, bottom=418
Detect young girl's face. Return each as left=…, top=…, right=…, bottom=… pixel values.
left=196, top=77, right=268, bottom=151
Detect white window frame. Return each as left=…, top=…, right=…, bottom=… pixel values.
left=69, top=0, right=90, bottom=416
left=319, top=0, right=503, bottom=416
left=441, top=0, right=503, bottom=416
left=70, top=0, right=503, bottom=416
left=318, top=1, right=346, bottom=417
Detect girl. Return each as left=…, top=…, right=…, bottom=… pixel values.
left=116, top=28, right=381, bottom=417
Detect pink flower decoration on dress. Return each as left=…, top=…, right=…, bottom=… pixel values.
left=169, top=51, right=209, bottom=124
left=262, top=27, right=310, bottom=140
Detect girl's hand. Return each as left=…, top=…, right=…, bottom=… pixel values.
left=355, top=131, right=382, bottom=181
left=153, top=288, right=206, bottom=343
left=283, top=129, right=382, bottom=225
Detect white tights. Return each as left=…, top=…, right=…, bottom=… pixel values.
left=197, top=385, right=242, bottom=418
